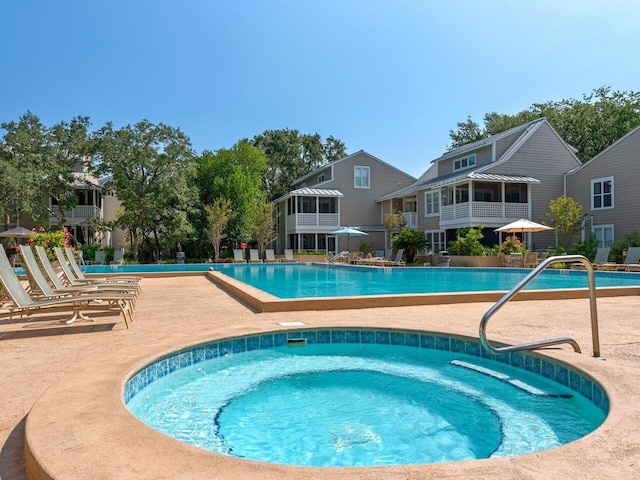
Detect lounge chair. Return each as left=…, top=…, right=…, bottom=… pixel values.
left=574, top=247, right=612, bottom=270
left=264, top=249, right=279, bottom=263
left=622, top=247, right=640, bottom=272
left=42, top=247, right=140, bottom=298
left=93, top=250, right=106, bottom=265
left=64, top=247, right=142, bottom=286
left=384, top=249, right=405, bottom=267
left=282, top=249, right=298, bottom=263
left=233, top=249, right=247, bottom=263
left=249, top=249, right=263, bottom=263
left=111, top=248, right=124, bottom=265
left=0, top=247, right=133, bottom=327
left=499, top=252, right=512, bottom=267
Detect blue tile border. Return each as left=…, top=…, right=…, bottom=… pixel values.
left=124, top=328, right=609, bottom=414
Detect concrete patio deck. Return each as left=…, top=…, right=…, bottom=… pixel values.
left=1, top=275, right=639, bottom=479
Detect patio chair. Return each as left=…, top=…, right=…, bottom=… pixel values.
left=574, top=247, right=614, bottom=270
left=41, top=247, right=140, bottom=299
left=111, top=248, right=125, bottom=265
left=264, top=249, right=279, bottom=263
left=65, top=247, right=142, bottom=286
left=282, top=249, right=298, bottom=263
left=233, top=249, right=247, bottom=263
left=248, top=249, right=263, bottom=263
left=622, top=247, right=640, bottom=272
left=0, top=247, right=133, bottom=327
left=93, top=250, right=106, bottom=265
left=499, top=252, right=512, bottom=267
left=379, top=249, right=405, bottom=267
left=524, top=252, right=539, bottom=268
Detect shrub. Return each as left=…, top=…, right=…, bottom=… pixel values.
left=28, top=227, right=73, bottom=261
left=499, top=236, right=526, bottom=255
left=610, top=231, right=640, bottom=263
left=569, top=234, right=600, bottom=261
left=448, top=226, right=485, bottom=256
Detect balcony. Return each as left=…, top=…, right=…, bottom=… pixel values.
left=286, top=213, right=341, bottom=232
left=50, top=205, right=102, bottom=225
left=440, top=201, right=529, bottom=227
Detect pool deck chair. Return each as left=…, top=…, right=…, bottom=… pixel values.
left=233, top=249, right=247, bottom=263
left=524, top=252, right=539, bottom=268
left=384, top=249, right=405, bottom=267
left=580, top=247, right=614, bottom=270
left=93, top=250, right=106, bottom=265
left=264, top=249, right=279, bottom=263
left=249, top=249, right=263, bottom=263
left=282, top=249, right=298, bottom=263
left=111, top=248, right=124, bottom=265
left=622, top=247, right=640, bottom=272
left=0, top=247, right=134, bottom=327
left=64, top=247, right=142, bottom=287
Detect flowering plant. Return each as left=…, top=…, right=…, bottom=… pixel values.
left=499, top=235, right=525, bottom=255
left=28, top=227, right=73, bottom=261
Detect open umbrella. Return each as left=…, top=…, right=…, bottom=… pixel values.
left=494, top=219, right=553, bottom=248
left=0, top=226, right=33, bottom=238
left=330, top=227, right=368, bottom=252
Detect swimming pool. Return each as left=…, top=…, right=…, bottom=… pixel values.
left=82, top=262, right=640, bottom=299
left=125, top=328, right=607, bottom=467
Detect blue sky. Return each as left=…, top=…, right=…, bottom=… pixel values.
left=1, top=1, right=638, bottom=177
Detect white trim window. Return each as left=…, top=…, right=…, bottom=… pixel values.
left=453, top=154, right=476, bottom=172
left=354, top=166, right=370, bottom=189
left=591, top=177, right=613, bottom=210
left=593, top=225, right=614, bottom=247
left=317, top=173, right=325, bottom=183
left=426, top=230, right=446, bottom=253
left=424, top=191, right=440, bottom=216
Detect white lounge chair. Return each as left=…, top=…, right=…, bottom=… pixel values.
left=233, top=249, right=247, bottom=263
left=0, top=247, right=133, bottom=327
left=264, top=249, right=279, bottom=263
left=249, top=249, right=263, bottom=263
left=282, top=249, right=298, bottom=263
left=64, top=247, right=142, bottom=287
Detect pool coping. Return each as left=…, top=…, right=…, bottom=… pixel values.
left=205, top=270, right=640, bottom=312
left=24, top=322, right=632, bottom=480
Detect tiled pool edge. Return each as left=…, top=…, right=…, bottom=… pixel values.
left=124, top=328, right=609, bottom=414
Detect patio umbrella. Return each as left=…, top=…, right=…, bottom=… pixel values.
left=0, top=227, right=33, bottom=245
left=330, top=227, right=368, bottom=252
left=494, top=219, right=553, bottom=248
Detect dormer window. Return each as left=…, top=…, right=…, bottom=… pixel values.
left=317, top=173, right=325, bottom=183
left=453, top=154, right=476, bottom=172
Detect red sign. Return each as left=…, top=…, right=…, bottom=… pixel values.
left=241, top=243, right=247, bottom=249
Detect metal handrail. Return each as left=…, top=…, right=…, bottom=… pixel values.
left=479, top=255, right=601, bottom=357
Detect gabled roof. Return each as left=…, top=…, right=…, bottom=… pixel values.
left=378, top=117, right=578, bottom=201
left=291, top=149, right=416, bottom=186
left=566, top=124, right=640, bottom=175
left=272, top=187, right=343, bottom=203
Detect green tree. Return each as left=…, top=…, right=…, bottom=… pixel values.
left=250, top=129, right=346, bottom=200
left=448, top=87, right=640, bottom=162
left=204, top=198, right=234, bottom=261
left=546, top=196, right=586, bottom=247
left=448, top=225, right=486, bottom=256
left=249, top=198, right=278, bottom=258
left=0, top=112, right=92, bottom=229
left=197, top=141, right=267, bottom=246
left=391, top=228, right=428, bottom=264
left=93, top=120, right=198, bottom=262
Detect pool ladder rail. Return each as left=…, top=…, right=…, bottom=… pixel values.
left=480, top=255, right=601, bottom=358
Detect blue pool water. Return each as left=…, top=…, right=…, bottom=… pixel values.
left=83, top=262, right=640, bottom=299
left=126, top=332, right=606, bottom=467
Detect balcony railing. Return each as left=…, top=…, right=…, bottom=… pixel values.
left=286, top=213, right=341, bottom=230
left=50, top=205, right=102, bottom=223
left=440, top=201, right=529, bottom=222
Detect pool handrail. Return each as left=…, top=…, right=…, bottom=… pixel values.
left=480, top=255, right=601, bottom=358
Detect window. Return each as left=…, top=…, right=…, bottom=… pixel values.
left=317, top=173, right=325, bottom=183
left=505, top=183, right=527, bottom=203
left=453, top=154, right=476, bottom=172
left=424, top=191, right=440, bottom=216
left=455, top=184, right=469, bottom=204
left=354, top=166, right=370, bottom=189
left=473, top=182, right=501, bottom=202
left=593, top=225, right=614, bottom=247
left=426, top=231, right=446, bottom=253
left=591, top=177, right=614, bottom=210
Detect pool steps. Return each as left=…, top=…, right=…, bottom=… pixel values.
left=451, top=359, right=572, bottom=398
